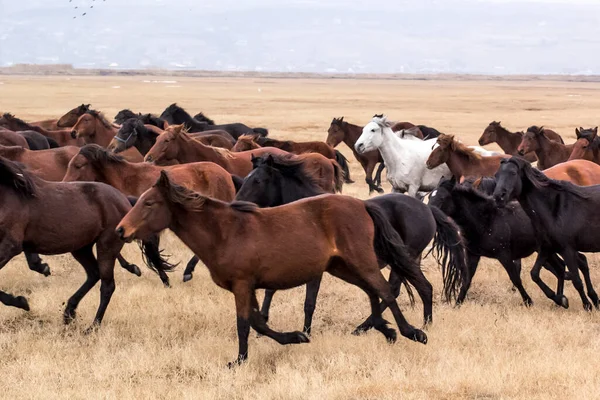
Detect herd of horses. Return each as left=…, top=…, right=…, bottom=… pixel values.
left=1, top=103, right=599, bottom=367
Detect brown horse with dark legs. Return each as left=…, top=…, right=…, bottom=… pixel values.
left=568, top=127, right=600, bottom=164
left=0, top=113, right=84, bottom=147
left=517, top=126, right=573, bottom=170
left=0, top=156, right=174, bottom=329
left=232, top=134, right=353, bottom=183
left=327, top=117, right=384, bottom=193
left=117, top=171, right=429, bottom=367
left=71, top=111, right=144, bottom=162
left=146, top=125, right=343, bottom=192
left=426, top=134, right=510, bottom=180
left=0, top=145, right=79, bottom=181
left=29, top=104, right=91, bottom=130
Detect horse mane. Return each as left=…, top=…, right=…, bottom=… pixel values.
left=86, top=110, right=113, bottom=129
left=2, top=113, right=34, bottom=130
left=437, top=134, right=481, bottom=160
left=258, top=154, right=324, bottom=191
left=194, top=112, right=215, bottom=125
left=139, top=113, right=165, bottom=127
left=0, top=156, right=37, bottom=198
left=79, top=144, right=126, bottom=166
left=237, top=134, right=260, bottom=145
left=510, top=158, right=590, bottom=199
left=372, top=115, right=394, bottom=129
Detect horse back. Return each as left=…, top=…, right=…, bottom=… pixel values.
left=169, top=162, right=236, bottom=202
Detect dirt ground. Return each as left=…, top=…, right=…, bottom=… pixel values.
left=1, top=75, right=600, bottom=399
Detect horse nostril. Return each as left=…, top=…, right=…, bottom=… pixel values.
left=116, top=226, right=124, bottom=239
left=70, top=131, right=77, bottom=139
left=145, top=155, right=153, bottom=162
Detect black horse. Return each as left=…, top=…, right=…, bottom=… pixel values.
left=494, top=157, right=600, bottom=310
left=429, top=177, right=575, bottom=307
left=114, top=109, right=167, bottom=129
left=160, top=104, right=268, bottom=139
left=417, top=125, right=443, bottom=140
left=193, top=112, right=215, bottom=125
left=182, top=154, right=468, bottom=335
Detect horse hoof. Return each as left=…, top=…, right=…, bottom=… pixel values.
left=584, top=303, right=593, bottom=312
left=41, top=264, right=51, bottom=277
left=524, top=299, right=534, bottom=308
left=292, top=331, right=310, bottom=344
left=63, top=310, right=76, bottom=325
left=375, top=187, right=384, bottom=194
left=15, top=296, right=30, bottom=311
left=162, top=280, right=171, bottom=288
left=83, top=324, right=100, bottom=335
left=183, top=274, right=193, bottom=283
left=227, top=355, right=247, bottom=369
left=130, top=264, right=142, bottom=277
left=351, top=328, right=365, bottom=336
left=412, top=329, right=428, bottom=344
left=560, top=296, right=569, bottom=309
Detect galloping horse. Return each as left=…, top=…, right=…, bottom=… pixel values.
left=0, top=156, right=173, bottom=329
left=117, top=171, right=430, bottom=366
left=113, top=109, right=168, bottom=129
left=517, top=126, right=573, bottom=169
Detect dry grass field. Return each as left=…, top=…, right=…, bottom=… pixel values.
left=1, top=75, right=600, bottom=399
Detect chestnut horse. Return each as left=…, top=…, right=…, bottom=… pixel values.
left=232, top=134, right=353, bottom=183
left=0, top=156, right=173, bottom=329
left=426, top=134, right=510, bottom=180
left=0, top=145, right=79, bottom=181
left=479, top=121, right=564, bottom=163
left=71, top=111, right=144, bottom=162
left=146, top=125, right=343, bottom=192
left=327, top=117, right=385, bottom=193
left=517, top=126, right=573, bottom=170
left=0, top=113, right=83, bottom=147
left=117, top=171, right=430, bottom=366
left=567, top=127, right=600, bottom=165
left=29, top=104, right=91, bottom=130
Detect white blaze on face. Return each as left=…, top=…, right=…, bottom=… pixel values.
left=431, top=190, right=437, bottom=197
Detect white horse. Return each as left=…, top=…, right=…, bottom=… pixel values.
left=355, top=116, right=451, bottom=197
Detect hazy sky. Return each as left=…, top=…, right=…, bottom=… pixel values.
left=1, top=0, right=599, bottom=74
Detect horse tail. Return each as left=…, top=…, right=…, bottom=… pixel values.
left=138, top=235, right=178, bottom=287
left=334, top=150, right=353, bottom=184
left=46, top=137, right=60, bottom=148
left=364, top=202, right=422, bottom=304
left=252, top=127, right=269, bottom=137
left=332, top=160, right=344, bottom=193
left=428, top=205, right=469, bottom=302
left=230, top=174, right=244, bottom=193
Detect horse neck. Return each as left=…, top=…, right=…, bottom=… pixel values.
left=342, top=123, right=363, bottom=148
left=90, top=121, right=117, bottom=147
left=97, top=160, right=149, bottom=194
left=451, top=191, right=494, bottom=237
left=515, top=179, right=556, bottom=236
left=181, top=134, right=226, bottom=164
left=0, top=146, right=25, bottom=160
left=444, top=151, right=472, bottom=178
left=495, top=127, right=522, bottom=153
left=377, top=128, right=413, bottom=174
left=281, top=177, right=323, bottom=204
left=137, top=130, right=159, bottom=155
left=534, top=135, right=564, bottom=166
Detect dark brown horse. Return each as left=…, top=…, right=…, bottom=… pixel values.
left=146, top=125, right=343, bottom=192
left=117, top=171, right=430, bottom=366
left=426, top=134, right=510, bottom=180
left=517, top=126, right=573, bottom=170
left=29, top=104, right=91, bottom=130
left=0, top=145, right=79, bottom=181
left=0, top=113, right=84, bottom=147
left=327, top=117, right=384, bottom=193
left=0, top=156, right=173, bottom=329
left=71, top=111, right=144, bottom=162
left=568, top=127, right=600, bottom=164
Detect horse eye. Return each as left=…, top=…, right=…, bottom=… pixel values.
left=371, top=129, right=375, bottom=132
left=144, top=201, right=154, bottom=207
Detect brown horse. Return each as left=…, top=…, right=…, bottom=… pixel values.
left=146, top=125, right=343, bottom=192
left=117, top=171, right=429, bottom=366
left=0, top=128, right=30, bottom=148
left=426, top=134, right=510, bottom=180
left=72, top=111, right=144, bottom=162
left=63, top=144, right=236, bottom=200
left=232, top=134, right=353, bottom=183
left=29, top=104, right=91, bottom=130
left=0, top=113, right=83, bottom=147
left=0, top=145, right=79, bottom=181
left=0, top=156, right=173, bottom=330
left=478, top=122, right=565, bottom=163
left=517, top=126, right=573, bottom=170
left=567, top=127, right=600, bottom=164
left=543, top=159, right=600, bottom=185
left=327, top=117, right=384, bottom=193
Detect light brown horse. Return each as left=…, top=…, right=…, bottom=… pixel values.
left=116, top=171, right=429, bottom=366
left=72, top=110, right=144, bottom=162
left=478, top=122, right=565, bottom=163
left=517, top=126, right=573, bottom=170
left=542, top=159, right=600, bottom=185
left=29, top=104, right=91, bottom=130
left=146, top=125, right=343, bottom=192
left=0, top=113, right=83, bottom=147
left=567, top=127, right=600, bottom=165
left=426, top=134, right=510, bottom=180
left=0, top=145, right=79, bottom=181
left=0, top=156, right=173, bottom=330
left=63, top=144, right=236, bottom=200
left=0, top=128, right=30, bottom=148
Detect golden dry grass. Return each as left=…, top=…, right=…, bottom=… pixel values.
left=1, top=75, right=600, bottom=399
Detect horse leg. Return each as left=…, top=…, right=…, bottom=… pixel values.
left=498, top=256, right=533, bottom=306
left=365, top=161, right=383, bottom=194
left=374, top=162, right=386, bottom=188
left=561, top=248, right=592, bottom=311
left=228, top=280, right=253, bottom=367
left=183, top=255, right=200, bottom=282
left=303, top=276, right=322, bottom=335
left=576, top=253, right=599, bottom=308
left=456, top=253, right=480, bottom=304
left=530, top=252, right=567, bottom=308
left=24, top=252, right=50, bottom=277
left=248, top=292, right=309, bottom=345
left=87, top=239, right=120, bottom=330
left=260, top=289, right=276, bottom=323
left=0, top=237, right=29, bottom=310
left=65, top=245, right=100, bottom=324
left=117, top=254, right=141, bottom=277
left=543, top=253, right=566, bottom=304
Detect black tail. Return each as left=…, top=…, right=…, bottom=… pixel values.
left=334, top=150, right=353, bottom=184
left=364, top=202, right=423, bottom=303
left=138, top=235, right=178, bottom=287
left=428, top=206, right=469, bottom=302
left=231, top=174, right=244, bottom=193
left=47, top=137, right=60, bottom=148
left=252, top=127, right=268, bottom=137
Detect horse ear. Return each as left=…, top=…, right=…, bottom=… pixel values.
left=265, top=154, right=274, bottom=166
left=156, top=170, right=171, bottom=189
left=340, top=116, right=344, bottom=122
left=449, top=176, right=457, bottom=186
left=594, top=127, right=598, bottom=134
left=576, top=128, right=581, bottom=138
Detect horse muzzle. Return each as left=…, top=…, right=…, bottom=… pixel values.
left=517, top=149, right=525, bottom=156
left=70, top=130, right=78, bottom=139
left=115, top=226, right=134, bottom=243
left=355, top=143, right=366, bottom=154
left=493, top=192, right=509, bottom=208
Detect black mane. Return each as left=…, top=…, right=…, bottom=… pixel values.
left=0, top=156, right=37, bottom=198
left=193, top=112, right=216, bottom=125
left=1, top=113, right=33, bottom=130
left=79, top=144, right=126, bottom=165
